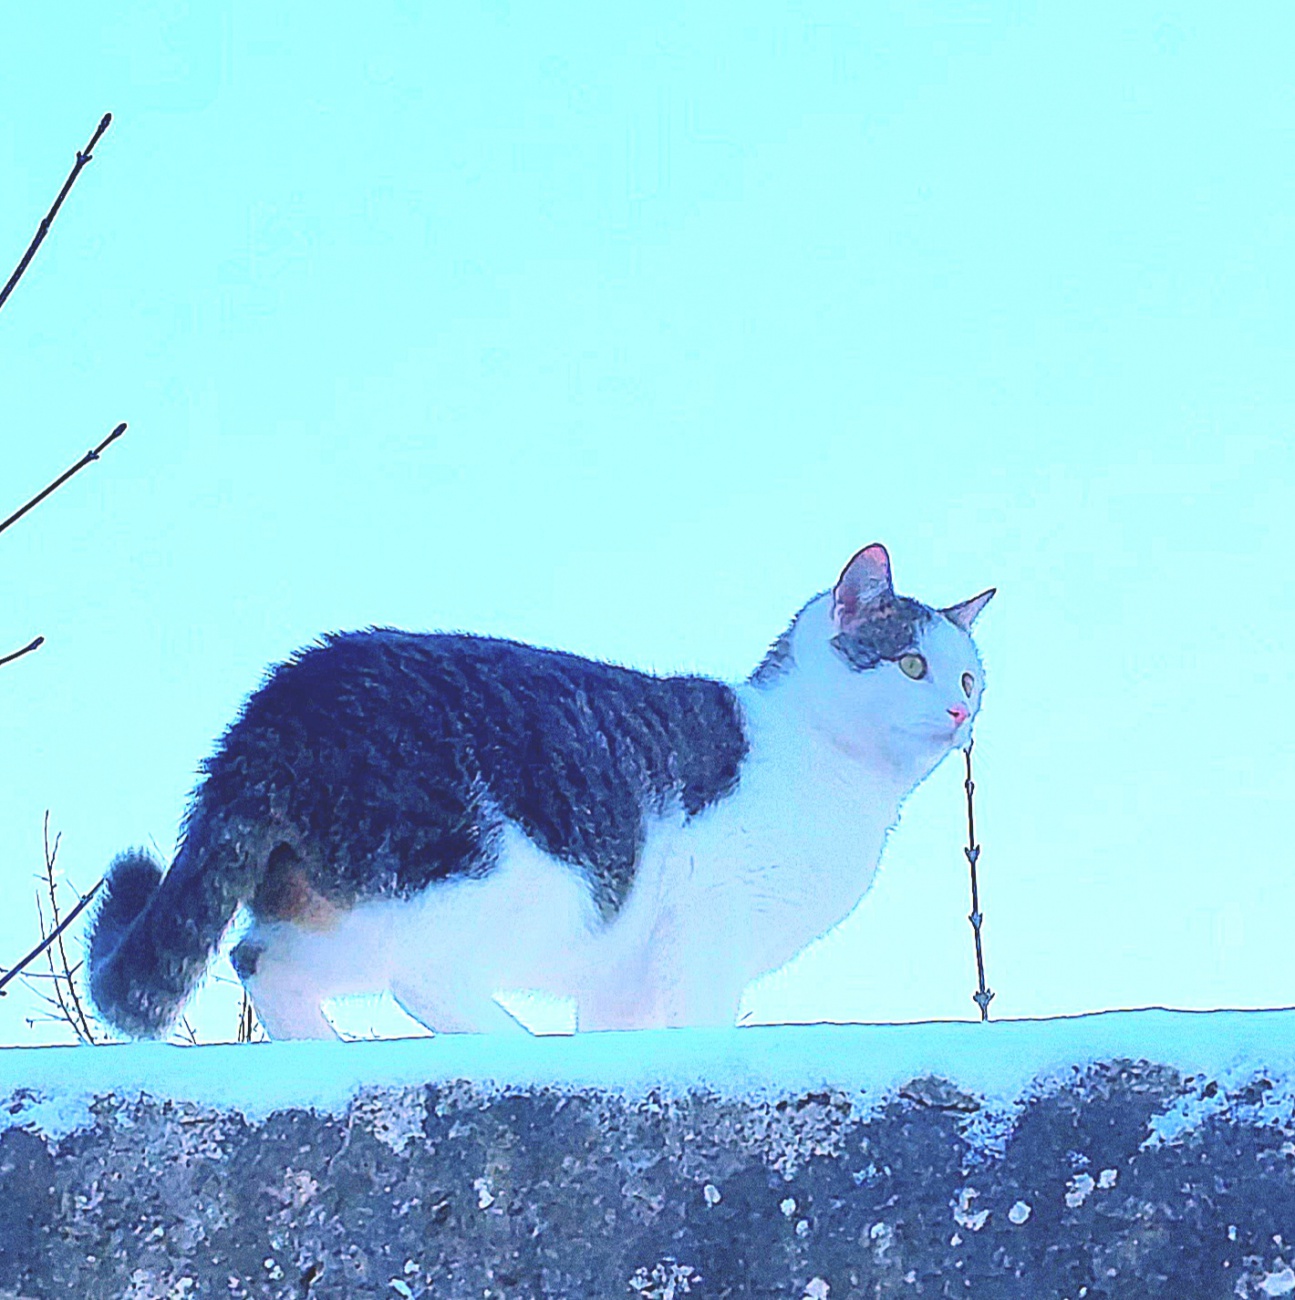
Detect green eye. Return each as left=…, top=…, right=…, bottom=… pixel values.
left=898, top=654, right=927, bottom=680
left=962, top=672, right=975, bottom=697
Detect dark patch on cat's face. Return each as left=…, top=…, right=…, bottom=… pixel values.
left=750, top=626, right=795, bottom=686
left=831, top=597, right=932, bottom=672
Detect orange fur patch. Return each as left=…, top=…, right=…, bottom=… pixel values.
left=255, top=858, right=345, bottom=931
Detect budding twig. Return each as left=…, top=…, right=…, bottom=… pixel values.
left=0, top=424, right=126, bottom=671
left=0, top=635, right=44, bottom=668
left=0, top=424, right=127, bottom=671
left=963, top=741, right=994, bottom=1021
left=0, top=113, right=113, bottom=316
left=0, top=421, right=126, bottom=540
left=0, top=117, right=124, bottom=669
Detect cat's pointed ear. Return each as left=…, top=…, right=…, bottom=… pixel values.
left=942, top=588, right=996, bottom=631
left=832, top=543, right=894, bottom=630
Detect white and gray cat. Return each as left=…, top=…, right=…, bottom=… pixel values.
left=88, top=543, right=992, bottom=1039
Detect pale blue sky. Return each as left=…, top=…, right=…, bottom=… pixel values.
left=1, top=2, right=1291, bottom=1042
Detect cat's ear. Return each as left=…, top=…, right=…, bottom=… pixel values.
left=942, top=588, right=996, bottom=630
left=832, top=543, right=894, bottom=630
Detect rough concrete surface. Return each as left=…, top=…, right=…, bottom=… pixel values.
left=2, top=1036, right=1295, bottom=1298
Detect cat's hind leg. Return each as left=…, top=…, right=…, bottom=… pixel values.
left=577, top=907, right=746, bottom=1030
left=231, top=933, right=339, bottom=1040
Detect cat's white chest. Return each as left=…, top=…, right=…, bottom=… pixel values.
left=655, top=704, right=904, bottom=981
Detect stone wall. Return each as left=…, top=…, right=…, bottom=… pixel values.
left=2, top=1012, right=1294, bottom=1298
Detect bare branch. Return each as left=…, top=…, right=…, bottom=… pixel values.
left=0, top=875, right=101, bottom=998
left=0, top=118, right=125, bottom=688
left=0, top=635, right=44, bottom=669
left=0, top=113, right=112, bottom=316
left=0, top=421, right=126, bottom=539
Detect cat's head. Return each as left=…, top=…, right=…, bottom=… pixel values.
left=753, top=544, right=994, bottom=781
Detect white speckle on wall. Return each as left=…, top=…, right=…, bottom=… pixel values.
left=1260, top=1266, right=1295, bottom=1297
left=1065, top=1173, right=1095, bottom=1208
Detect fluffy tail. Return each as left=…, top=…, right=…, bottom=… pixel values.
left=88, top=826, right=260, bottom=1038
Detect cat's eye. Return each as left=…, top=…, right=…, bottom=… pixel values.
left=961, top=672, right=975, bottom=697
left=898, top=654, right=927, bottom=680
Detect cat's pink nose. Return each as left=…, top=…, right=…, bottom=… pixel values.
left=947, top=704, right=969, bottom=727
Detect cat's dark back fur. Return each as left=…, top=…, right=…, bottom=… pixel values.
left=205, top=631, right=749, bottom=917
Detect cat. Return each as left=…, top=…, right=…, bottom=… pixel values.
left=88, top=543, right=993, bottom=1039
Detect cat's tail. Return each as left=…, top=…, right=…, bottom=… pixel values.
left=88, top=820, right=264, bottom=1038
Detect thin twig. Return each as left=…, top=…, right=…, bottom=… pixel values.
left=0, top=876, right=101, bottom=997
left=34, top=892, right=88, bottom=1041
left=0, top=636, right=44, bottom=668
left=0, top=113, right=112, bottom=316
left=963, top=741, right=993, bottom=1021
left=0, top=421, right=126, bottom=539
left=41, top=811, right=97, bottom=1041
left=25, top=999, right=74, bottom=1021
left=15, top=961, right=83, bottom=984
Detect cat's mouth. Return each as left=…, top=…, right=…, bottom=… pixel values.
left=897, top=719, right=968, bottom=745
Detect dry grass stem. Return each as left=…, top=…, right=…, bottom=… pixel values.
left=962, top=741, right=993, bottom=1021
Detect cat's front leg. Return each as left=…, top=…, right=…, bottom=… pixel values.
left=656, top=897, right=750, bottom=1029
left=576, top=927, right=746, bottom=1031
left=575, top=981, right=661, bottom=1032
left=578, top=980, right=743, bottom=1031
left=666, top=980, right=746, bottom=1030
left=389, top=973, right=531, bottom=1035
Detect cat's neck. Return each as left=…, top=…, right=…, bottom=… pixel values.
left=734, top=679, right=918, bottom=813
